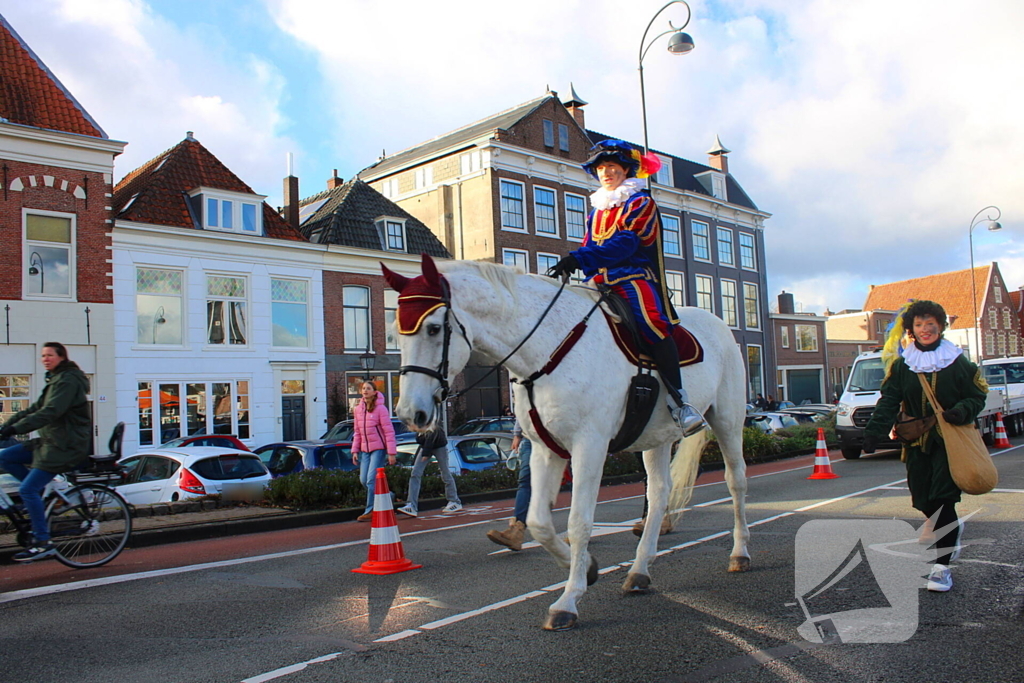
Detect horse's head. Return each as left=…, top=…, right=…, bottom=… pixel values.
left=382, top=254, right=473, bottom=430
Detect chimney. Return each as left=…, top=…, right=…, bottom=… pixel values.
left=707, top=134, right=731, bottom=174
left=778, top=291, right=795, bottom=315
left=327, top=169, right=344, bottom=190
left=282, top=153, right=299, bottom=231
left=562, top=83, right=588, bottom=130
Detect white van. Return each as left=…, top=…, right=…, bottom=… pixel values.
left=835, top=352, right=894, bottom=459
left=982, top=357, right=1024, bottom=397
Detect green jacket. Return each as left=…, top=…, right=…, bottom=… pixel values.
left=865, top=353, right=987, bottom=510
left=3, top=360, right=91, bottom=473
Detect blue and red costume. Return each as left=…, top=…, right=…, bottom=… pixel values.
left=571, top=186, right=677, bottom=347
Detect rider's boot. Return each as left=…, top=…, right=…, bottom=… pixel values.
left=651, top=336, right=707, bottom=438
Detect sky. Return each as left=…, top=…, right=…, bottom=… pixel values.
left=4, top=0, right=1021, bottom=313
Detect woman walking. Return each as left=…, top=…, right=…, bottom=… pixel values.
left=863, top=300, right=987, bottom=592
left=0, top=342, right=91, bottom=562
left=350, top=382, right=397, bottom=522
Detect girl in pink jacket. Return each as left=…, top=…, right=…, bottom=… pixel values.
left=350, top=382, right=397, bottom=521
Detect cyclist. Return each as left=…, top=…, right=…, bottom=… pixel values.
left=0, top=342, right=91, bottom=562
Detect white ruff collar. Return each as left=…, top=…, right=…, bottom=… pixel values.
left=902, top=338, right=962, bottom=373
left=590, top=178, right=646, bottom=211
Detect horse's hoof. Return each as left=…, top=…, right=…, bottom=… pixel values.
left=622, top=573, right=651, bottom=592
left=543, top=610, right=578, bottom=631
left=587, top=555, right=599, bottom=586
left=728, top=556, right=751, bottom=572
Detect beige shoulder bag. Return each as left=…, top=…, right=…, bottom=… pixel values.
left=917, top=373, right=998, bottom=495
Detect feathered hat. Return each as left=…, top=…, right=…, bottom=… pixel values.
left=582, top=139, right=662, bottom=180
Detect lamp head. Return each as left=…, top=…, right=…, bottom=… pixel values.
left=667, top=31, right=695, bottom=54
left=29, top=265, right=39, bottom=276
left=986, top=220, right=1002, bottom=232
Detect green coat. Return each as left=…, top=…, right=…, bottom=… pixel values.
left=865, top=353, right=987, bottom=512
left=2, top=360, right=91, bottom=473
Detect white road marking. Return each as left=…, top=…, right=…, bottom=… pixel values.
left=240, top=652, right=346, bottom=683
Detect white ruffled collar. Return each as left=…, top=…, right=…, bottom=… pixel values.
left=590, top=178, right=646, bottom=211
left=902, top=338, right=962, bottom=373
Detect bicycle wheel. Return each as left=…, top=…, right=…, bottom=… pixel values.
left=46, top=484, right=132, bottom=568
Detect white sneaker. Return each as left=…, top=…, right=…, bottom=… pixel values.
left=927, top=563, right=953, bottom=592
left=441, top=502, right=463, bottom=513
left=949, top=518, right=964, bottom=562
left=396, top=505, right=417, bottom=518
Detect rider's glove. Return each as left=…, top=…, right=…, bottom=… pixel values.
left=942, top=408, right=966, bottom=425
left=547, top=254, right=579, bottom=280
left=861, top=433, right=878, bottom=454
left=0, top=425, right=16, bottom=439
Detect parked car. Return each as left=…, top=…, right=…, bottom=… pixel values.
left=149, top=434, right=250, bottom=451
left=115, top=447, right=270, bottom=505
left=779, top=405, right=836, bottom=419
left=451, top=417, right=516, bottom=436
left=394, top=433, right=515, bottom=475
left=744, top=411, right=816, bottom=435
left=253, top=441, right=357, bottom=477
left=320, top=418, right=413, bottom=443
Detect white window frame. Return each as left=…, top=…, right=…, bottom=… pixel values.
left=205, top=273, right=250, bottom=348
left=795, top=324, right=819, bottom=352
left=988, top=307, right=998, bottom=328
left=984, top=330, right=995, bottom=355
left=695, top=274, right=714, bottom=314
left=743, top=282, right=760, bottom=330
left=739, top=232, right=757, bottom=271
left=711, top=174, right=727, bottom=200
left=662, top=214, right=682, bottom=257
left=692, top=220, right=712, bottom=263
left=780, top=325, right=790, bottom=348
left=747, top=344, right=764, bottom=400
left=23, top=208, right=76, bottom=301
left=652, top=154, right=673, bottom=186
left=1004, top=309, right=1013, bottom=330
left=502, top=248, right=528, bottom=272
left=136, top=266, right=185, bottom=347
left=191, top=187, right=264, bottom=236
left=717, top=227, right=734, bottom=266
left=721, top=279, right=739, bottom=328
left=270, top=277, right=311, bottom=350
left=376, top=216, right=407, bottom=252
left=565, top=192, right=587, bottom=243
left=665, top=270, right=685, bottom=308
left=995, top=287, right=1003, bottom=304
left=499, top=179, right=526, bottom=232
left=533, top=186, right=559, bottom=237
left=384, top=289, right=400, bottom=353
left=343, top=285, right=372, bottom=352
left=136, top=379, right=251, bottom=446
left=537, top=252, right=559, bottom=276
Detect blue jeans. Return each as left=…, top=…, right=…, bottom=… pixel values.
left=405, top=445, right=460, bottom=512
left=514, top=439, right=532, bottom=523
left=0, top=443, right=57, bottom=543
left=358, top=449, right=387, bottom=515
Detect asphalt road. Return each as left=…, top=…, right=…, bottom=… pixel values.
left=1, top=442, right=1022, bottom=683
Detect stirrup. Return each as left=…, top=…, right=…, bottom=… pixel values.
left=671, top=403, right=707, bottom=437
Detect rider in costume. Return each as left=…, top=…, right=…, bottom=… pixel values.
left=548, top=139, right=706, bottom=436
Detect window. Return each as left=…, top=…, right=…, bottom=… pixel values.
left=652, top=155, right=673, bottom=186
left=665, top=271, right=685, bottom=308
left=995, top=287, right=1003, bottom=304
left=537, top=253, right=559, bottom=276
left=711, top=174, right=727, bottom=200
left=24, top=211, right=74, bottom=298
left=137, top=379, right=249, bottom=446
left=695, top=275, right=714, bottom=313
left=875, top=317, right=887, bottom=334
left=558, top=123, right=570, bottom=152
left=781, top=325, right=790, bottom=348
left=206, top=275, right=247, bottom=346
left=343, top=286, right=370, bottom=351
left=414, top=166, right=432, bottom=189
left=0, top=375, right=31, bottom=424
left=271, top=278, right=309, bottom=348
left=534, top=187, right=558, bottom=236
left=137, top=267, right=183, bottom=345
left=662, top=215, right=681, bottom=256
left=543, top=119, right=554, bottom=147
left=747, top=346, right=764, bottom=399
left=203, top=194, right=261, bottom=235
left=721, top=279, right=738, bottom=327
left=460, top=151, right=481, bottom=175
left=503, top=248, right=528, bottom=272
left=381, top=178, right=399, bottom=198
left=692, top=220, right=711, bottom=261
left=377, top=219, right=405, bottom=251
left=985, top=331, right=995, bottom=355
left=796, top=324, right=818, bottom=352
left=384, top=290, right=399, bottom=352
left=998, top=332, right=1006, bottom=356
left=989, top=307, right=998, bottom=328
left=739, top=233, right=757, bottom=270
left=500, top=180, right=525, bottom=230
left=743, top=283, right=760, bottom=329
left=1004, top=309, right=1014, bottom=330
left=717, top=228, right=734, bottom=266
left=565, top=193, right=587, bottom=241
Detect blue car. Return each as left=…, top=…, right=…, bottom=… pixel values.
left=253, top=441, right=356, bottom=477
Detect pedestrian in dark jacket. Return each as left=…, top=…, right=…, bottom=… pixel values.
left=0, top=342, right=91, bottom=562
left=397, top=425, right=461, bottom=517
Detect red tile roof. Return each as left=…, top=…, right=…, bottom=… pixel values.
left=113, top=135, right=304, bottom=241
left=863, top=266, right=992, bottom=330
left=0, top=15, right=105, bottom=138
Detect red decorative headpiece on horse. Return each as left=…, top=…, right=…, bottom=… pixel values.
left=381, top=254, right=446, bottom=335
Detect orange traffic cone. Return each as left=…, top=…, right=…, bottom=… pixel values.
left=994, top=412, right=1012, bottom=448
left=352, top=468, right=422, bottom=575
left=808, top=427, right=839, bottom=480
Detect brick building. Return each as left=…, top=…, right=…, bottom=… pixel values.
left=824, top=308, right=896, bottom=393
left=771, top=292, right=829, bottom=404
left=0, top=15, right=126, bottom=450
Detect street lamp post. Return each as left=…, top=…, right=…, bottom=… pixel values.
left=28, top=251, right=44, bottom=293
left=968, top=205, right=1002, bottom=362
left=359, top=349, right=376, bottom=381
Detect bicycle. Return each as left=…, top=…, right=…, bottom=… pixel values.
left=1, top=423, right=132, bottom=568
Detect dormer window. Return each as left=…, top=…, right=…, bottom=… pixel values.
left=189, top=187, right=265, bottom=235
left=695, top=170, right=728, bottom=201
left=376, top=217, right=407, bottom=252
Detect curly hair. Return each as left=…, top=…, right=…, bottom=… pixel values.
left=901, top=300, right=947, bottom=335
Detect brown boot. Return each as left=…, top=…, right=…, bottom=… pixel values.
left=632, top=516, right=674, bottom=537
left=487, top=518, right=526, bottom=551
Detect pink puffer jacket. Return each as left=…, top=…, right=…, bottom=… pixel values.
left=351, top=392, right=397, bottom=454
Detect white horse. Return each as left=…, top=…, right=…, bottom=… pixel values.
left=384, top=254, right=750, bottom=631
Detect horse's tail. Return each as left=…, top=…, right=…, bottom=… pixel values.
left=666, top=431, right=708, bottom=526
